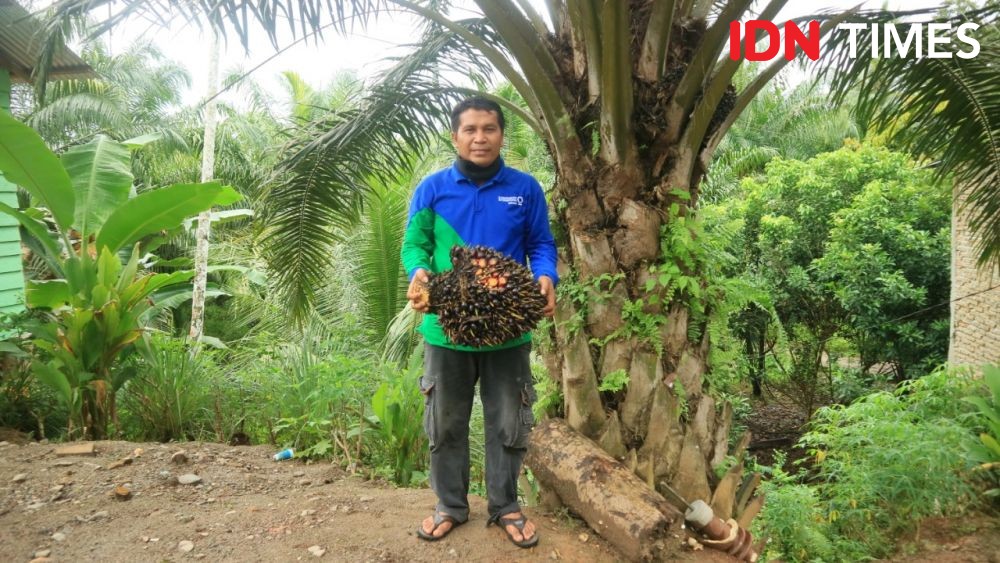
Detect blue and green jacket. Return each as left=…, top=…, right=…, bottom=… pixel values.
left=401, top=159, right=558, bottom=351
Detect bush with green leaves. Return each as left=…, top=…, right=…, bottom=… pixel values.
left=0, top=311, right=67, bottom=438
left=235, top=329, right=377, bottom=458
left=360, top=350, right=428, bottom=486
left=964, top=364, right=1000, bottom=498
left=0, top=113, right=239, bottom=439
left=724, top=142, right=950, bottom=411
left=797, top=367, right=980, bottom=558
left=754, top=452, right=837, bottom=562
left=117, top=334, right=219, bottom=442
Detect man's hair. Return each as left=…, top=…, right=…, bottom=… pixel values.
left=450, top=97, right=505, bottom=133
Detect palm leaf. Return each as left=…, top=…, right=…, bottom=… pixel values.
left=261, top=16, right=503, bottom=319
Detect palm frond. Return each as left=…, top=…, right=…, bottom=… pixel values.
left=261, top=15, right=505, bottom=319
left=349, top=175, right=412, bottom=342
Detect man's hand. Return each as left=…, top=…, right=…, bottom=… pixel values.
left=407, top=268, right=430, bottom=312
left=538, top=275, right=556, bottom=318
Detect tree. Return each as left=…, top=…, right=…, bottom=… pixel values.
left=739, top=143, right=950, bottom=409
left=18, top=40, right=190, bottom=149
left=36, top=0, right=994, bottom=556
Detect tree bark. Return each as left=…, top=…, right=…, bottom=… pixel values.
left=189, top=33, right=220, bottom=345
left=526, top=417, right=683, bottom=561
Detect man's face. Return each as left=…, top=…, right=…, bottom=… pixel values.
left=451, top=108, right=503, bottom=167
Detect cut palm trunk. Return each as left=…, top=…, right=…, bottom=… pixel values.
left=526, top=417, right=683, bottom=561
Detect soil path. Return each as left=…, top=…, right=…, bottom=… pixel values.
left=1, top=440, right=629, bottom=562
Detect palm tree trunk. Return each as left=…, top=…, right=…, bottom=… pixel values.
left=531, top=149, right=745, bottom=521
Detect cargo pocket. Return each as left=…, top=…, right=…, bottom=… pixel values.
left=420, top=375, right=436, bottom=449
left=509, top=382, right=537, bottom=449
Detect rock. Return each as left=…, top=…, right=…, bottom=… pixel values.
left=26, top=502, right=46, bottom=510
left=0, top=440, right=9, bottom=447
left=53, top=460, right=75, bottom=467
left=297, top=479, right=311, bottom=486
left=686, top=536, right=704, bottom=551
left=177, top=474, right=202, bottom=485
left=52, top=532, right=66, bottom=541
left=107, top=457, right=134, bottom=469
left=178, top=515, right=194, bottom=523
left=171, top=451, right=189, bottom=464
left=87, top=510, right=109, bottom=522
left=12, top=473, right=27, bottom=483
left=301, top=509, right=316, bottom=517
left=33, top=549, right=51, bottom=558
left=359, top=496, right=374, bottom=502
left=448, top=548, right=458, bottom=557
left=114, top=485, right=132, bottom=500
left=178, top=540, right=195, bottom=553
left=55, top=442, right=95, bottom=457
left=293, top=471, right=305, bottom=477
left=308, top=545, right=326, bottom=557
left=578, top=533, right=589, bottom=543
left=29, top=558, right=51, bottom=563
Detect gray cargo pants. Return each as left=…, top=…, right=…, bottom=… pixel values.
left=420, top=343, right=536, bottom=523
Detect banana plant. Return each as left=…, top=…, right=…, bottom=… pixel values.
left=0, top=112, right=240, bottom=439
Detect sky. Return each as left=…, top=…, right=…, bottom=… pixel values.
left=86, top=0, right=949, bottom=109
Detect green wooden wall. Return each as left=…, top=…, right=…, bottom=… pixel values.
left=0, top=68, right=26, bottom=314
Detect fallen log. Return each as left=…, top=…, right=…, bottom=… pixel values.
left=526, top=418, right=683, bottom=561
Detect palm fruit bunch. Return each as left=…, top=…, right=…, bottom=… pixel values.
left=423, top=245, right=547, bottom=347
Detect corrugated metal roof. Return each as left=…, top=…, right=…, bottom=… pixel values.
left=0, top=0, right=97, bottom=82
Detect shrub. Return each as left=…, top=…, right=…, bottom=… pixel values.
left=118, top=334, right=218, bottom=441
left=755, top=452, right=837, bottom=562
left=798, top=367, right=980, bottom=558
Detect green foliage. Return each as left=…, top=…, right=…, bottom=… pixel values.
left=364, top=350, right=428, bottom=486
left=964, top=365, right=1000, bottom=497
left=531, top=361, right=562, bottom=419
left=118, top=334, right=218, bottom=442
left=755, top=452, right=837, bottom=562
left=255, top=333, right=374, bottom=457
left=725, top=142, right=951, bottom=411
left=0, top=114, right=239, bottom=439
left=0, top=311, right=67, bottom=439
left=598, top=368, right=629, bottom=393
left=798, top=368, right=980, bottom=558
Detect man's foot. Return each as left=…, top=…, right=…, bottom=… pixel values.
left=417, top=512, right=462, bottom=541
left=496, top=512, right=539, bottom=548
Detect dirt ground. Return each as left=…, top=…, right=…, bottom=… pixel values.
left=5, top=438, right=997, bottom=563
left=0, top=438, right=648, bottom=563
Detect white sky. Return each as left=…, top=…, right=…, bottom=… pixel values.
left=88, top=0, right=948, bottom=108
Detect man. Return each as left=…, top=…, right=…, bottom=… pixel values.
left=401, top=97, right=557, bottom=548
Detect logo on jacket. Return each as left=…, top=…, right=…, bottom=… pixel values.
left=498, top=195, right=524, bottom=206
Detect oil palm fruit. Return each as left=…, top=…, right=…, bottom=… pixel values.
left=425, top=245, right=547, bottom=347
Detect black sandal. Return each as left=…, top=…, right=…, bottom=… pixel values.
left=416, top=512, right=463, bottom=541
left=489, top=513, right=540, bottom=548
